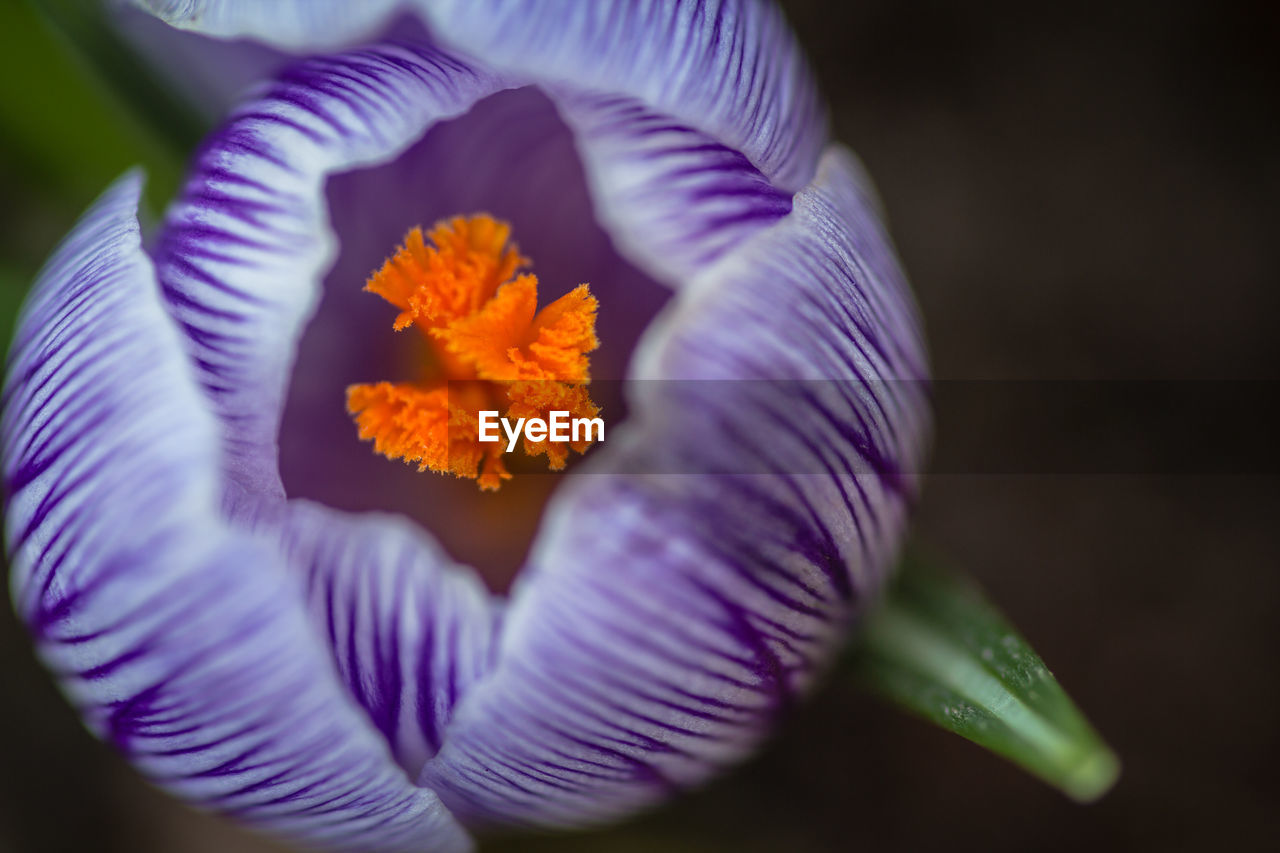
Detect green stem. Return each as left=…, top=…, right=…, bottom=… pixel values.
left=853, top=554, right=1120, bottom=802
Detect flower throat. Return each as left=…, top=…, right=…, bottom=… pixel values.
left=347, top=215, right=600, bottom=491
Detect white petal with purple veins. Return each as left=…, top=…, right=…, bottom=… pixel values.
left=133, top=0, right=827, bottom=189
left=552, top=89, right=796, bottom=285
left=274, top=501, right=504, bottom=779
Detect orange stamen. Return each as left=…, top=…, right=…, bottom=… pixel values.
left=365, top=217, right=527, bottom=332
left=346, top=215, right=600, bottom=491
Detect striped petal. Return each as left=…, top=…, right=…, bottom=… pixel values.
left=273, top=501, right=504, bottom=780
left=131, top=1, right=825, bottom=285
left=2, top=176, right=472, bottom=851
left=551, top=89, right=797, bottom=284
left=134, top=0, right=825, bottom=189
left=420, top=0, right=826, bottom=280
left=420, top=148, right=931, bottom=827
left=151, top=43, right=508, bottom=503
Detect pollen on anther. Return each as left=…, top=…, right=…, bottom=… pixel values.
left=346, top=215, right=601, bottom=491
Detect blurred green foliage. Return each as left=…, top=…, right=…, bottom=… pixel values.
left=0, top=0, right=195, bottom=355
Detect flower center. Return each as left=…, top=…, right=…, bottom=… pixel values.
left=346, top=215, right=601, bottom=490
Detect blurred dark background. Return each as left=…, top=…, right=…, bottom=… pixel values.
left=2, top=0, right=1277, bottom=850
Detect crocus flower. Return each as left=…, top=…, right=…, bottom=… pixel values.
left=4, top=2, right=930, bottom=851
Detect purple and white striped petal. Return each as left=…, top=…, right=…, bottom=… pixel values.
left=420, top=0, right=826, bottom=280
left=2, top=175, right=475, bottom=852
left=551, top=89, right=796, bottom=285
left=132, top=1, right=823, bottom=286
left=134, top=0, right=826, bottom=189
left=274, top=501, right=503, bottom=780
left=419, top=149, right=930, bottom=827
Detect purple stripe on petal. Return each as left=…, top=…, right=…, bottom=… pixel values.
left=422, top=476, right=830, bottom=827
left=553, top=89, right=794, bottom=286
left=426, top=0, right=828, bottom=190
left=2, top=175, right=473, bottom=852
left=274, top=501, right=504, bottom=779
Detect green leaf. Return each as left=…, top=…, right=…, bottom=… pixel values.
left=853, top=552, right=1120, bottom=802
